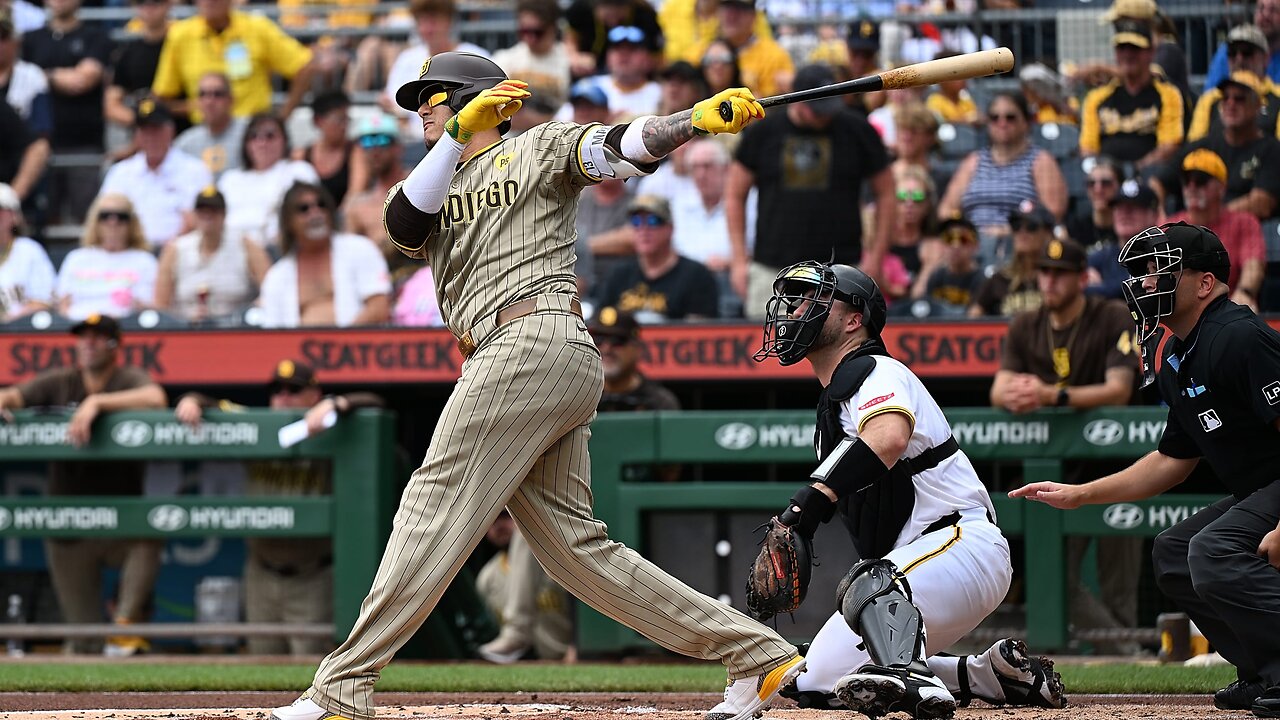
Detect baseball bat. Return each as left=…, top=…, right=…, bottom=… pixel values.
left=716, top=47, right=1016, bottom=122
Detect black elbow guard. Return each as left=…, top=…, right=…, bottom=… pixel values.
left=810, top=438, right=891, bottom=499
left=384, top=185, right=438, bottom=259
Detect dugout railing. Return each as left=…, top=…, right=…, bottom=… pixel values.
left=584, top=408, right=1220, bottom=653
left=0, top=408, right=398, bottom=644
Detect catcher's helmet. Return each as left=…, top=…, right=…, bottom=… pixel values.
left=395, top=52, right=511, bottom=132
left=754, top=261, right=888, bottom=366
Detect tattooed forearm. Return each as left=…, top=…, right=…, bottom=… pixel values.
left=641, top=110, right=698, bottom=158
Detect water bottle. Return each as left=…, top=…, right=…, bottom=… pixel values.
left=6, top=593, right=24, bottom=657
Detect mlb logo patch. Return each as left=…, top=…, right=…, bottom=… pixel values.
left=1198, top=409, right=1223, bottom=432
left=1263, top=381, right=1280, bottom=406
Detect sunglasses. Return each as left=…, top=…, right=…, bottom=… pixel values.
left=294, top=201, right=327, bottom=214
left=1183, top=173, right=1216, bottom=187
left=592, top=334, right=631, bottom=348
left=703, top=52, right=734, bottom=65
left=988, top=112, right=1021, bottom=124
left=517, top=25, right=548, bottom=38
left=896, top=189, right=927, bottom=203
left=1087, top=177, right=1116, bottom=187
left=1010, top=219, right=1047, bottom=232
left=942, top=229, right=976, bottom=245
left=269, top=383, right=307, bottom=395
left=98, top=210, right=131, bottom=222
left=198, top=88, right=230, bottom=98
left=629, top=213, right=668, bottom=228
left=359, top=133, right=396, bottom=149
left=607, top=25, right=646, bottom=45
left=1222, top=91, right=1255, bottom=104
left=1229, top=45, right=1260, bottom=58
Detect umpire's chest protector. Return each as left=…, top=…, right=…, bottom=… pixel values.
left=816, top=342, right=916, bottom=560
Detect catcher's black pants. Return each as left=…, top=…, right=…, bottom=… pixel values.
left=1152, top=478, right=1280, bottom=685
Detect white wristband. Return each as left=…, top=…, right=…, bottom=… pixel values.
left=401, top=135, right=466, bottom=213
left=620, top=116, right=661, bottom=163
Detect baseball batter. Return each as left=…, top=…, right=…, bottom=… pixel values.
left=753, top=262, right=1066, bottom=719
left=272, top=52, right=804, bottom=720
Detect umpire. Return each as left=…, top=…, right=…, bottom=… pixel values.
left=1012, top=221, right=1280, bottom=717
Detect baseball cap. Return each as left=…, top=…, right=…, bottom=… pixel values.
left=1101, top=0, right=1157, bottom=22
left=0, top=183, right=19, bottom=212
left=939, top=214, right=978, bottom=243
left=1181, top=148, right=1228, bottom=184
left=847, top=17, right=880, bottom=52
left=792, top=64, right=844, bottom=116
left=268, top=359, right=318, bottom=391
left=134, top=97, right=174, bottom=128
left=627, top=194, right=672, bottom=224
left=1038, top=238, right=1088, bottom=272
left=194, top=185, right=226, bottom=211
left=660, top=60, right=703, bottom=84
left=588, top=306, right=640, bottom=341
left=1008, top=198, right=1055, bottom=229
left=355, top=113, right=401, bottom=148
left=1219, top=70, right=1265, bottom=100
left=1227, top=23, right=1269, bottom=55
left=569, top=79, right=609, bottom=108
left=1111, top=178, right=1159, bottom=210
left=1113, top=18, right=1152, bottom=49
left=1156, top=221, right=1232, bottom=283
left=70, top=314, right=123, bottom=342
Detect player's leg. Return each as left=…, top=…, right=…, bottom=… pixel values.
left=507, top=422, right=803, bottom=720
left=244, top=558, right=289, bottom=656
left=927, top=639, right=1066, bottom=709
left=44, top=539, right=107, bottom=654
left=283, top=566, right=335, bottom=656
left=800, top=516, right=1010, bottom=718
left=285, top=314, right=604, bottom=720
left=477, top=529, right=538, bottom=663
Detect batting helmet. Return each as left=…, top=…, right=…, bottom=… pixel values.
left=395, top=52, right=511, bottom=131
left=754, top=261, right=888, bottom=366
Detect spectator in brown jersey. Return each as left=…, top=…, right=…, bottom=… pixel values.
left=990, top=237, right=1143, bottom=654
left=175, top=359, right=384, bottom=654
left=0, top=314, right=167, bottom=655
left=968, top=200, right=1053, bottom=317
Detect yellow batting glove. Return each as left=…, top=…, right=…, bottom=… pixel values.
left=691, top=87, right=766, bottom=136
left=446, top=80, right=531, bottom=143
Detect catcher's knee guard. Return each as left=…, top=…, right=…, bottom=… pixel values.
left=836, top=559, right=927, bottom=670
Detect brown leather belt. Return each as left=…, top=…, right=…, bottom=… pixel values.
left=458, top=296, right=583, bottom=358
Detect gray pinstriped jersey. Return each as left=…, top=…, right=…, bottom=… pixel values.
left=386, top=121, right=603, bottom=338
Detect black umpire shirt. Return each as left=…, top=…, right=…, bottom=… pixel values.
left=1156, top=295, right=1280, bottom=499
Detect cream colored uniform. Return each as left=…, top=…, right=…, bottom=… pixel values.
left=306, top=121, right=796, bottom=720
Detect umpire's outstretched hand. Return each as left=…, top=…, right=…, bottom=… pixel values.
left=692, top=87, right=765, bottom=136
left=1008, top=481, right=1085, bottom=510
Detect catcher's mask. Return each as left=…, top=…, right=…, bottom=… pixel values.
left=1118, top=222, right=1230, bottom=344
left=395, top=51, right=512, bottom=134
left=754, top=261, right=887, bottom=366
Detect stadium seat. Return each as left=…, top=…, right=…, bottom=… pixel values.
left=936, top=122, right=982, bottom=160
left=0, top=310, right=74, bottom=333
left=1060, top=156, right=1089, bottom=206
left=1032, top=123, right=1080, bottom=161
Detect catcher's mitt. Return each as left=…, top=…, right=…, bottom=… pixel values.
left=745, top=517, right=813, bottom=621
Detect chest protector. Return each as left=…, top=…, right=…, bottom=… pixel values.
left=815, top=341, right=915, bottom=559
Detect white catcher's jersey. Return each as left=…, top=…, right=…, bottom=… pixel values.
left=836, top=355, right=997, bottom=550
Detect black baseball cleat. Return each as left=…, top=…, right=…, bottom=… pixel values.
left=834, top=664, right=956, bottom=719
left=1217, top=677, right=1269, bottom=710
left=990, top=638, right=1068, bottom=709
left=1250, top=684, right=1280, bottom=717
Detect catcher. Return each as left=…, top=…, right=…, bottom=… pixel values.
left=750, top=262, right=1067, bottom=719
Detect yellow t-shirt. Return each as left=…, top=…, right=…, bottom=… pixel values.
left=685, top=34, right=793, bottom=99
left=658, top=0, right=772, bottom=65
left=277, top=0, right=371, bottom=29
left=152, top=11, right=313, bottom=122
left=926, top=90, right=979, bottom=124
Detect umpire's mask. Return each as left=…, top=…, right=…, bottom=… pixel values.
left=754, top=261, right=886, bottom=366
left=1118, top=222, right=1230, bottom=344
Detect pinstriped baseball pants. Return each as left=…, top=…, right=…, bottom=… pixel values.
left=309, top=311, right=796, bottom=720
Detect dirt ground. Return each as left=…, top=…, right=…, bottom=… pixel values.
left=0, top=691, right=1223, bottom=720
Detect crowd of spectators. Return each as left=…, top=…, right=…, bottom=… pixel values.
left=1, top=0, right=1279, bottom=335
